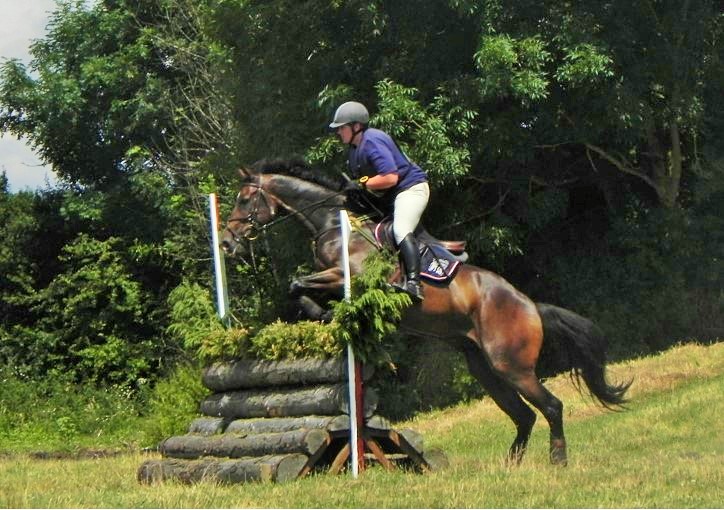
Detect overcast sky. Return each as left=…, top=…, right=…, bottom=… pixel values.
left=0, top=0, right=59, bottom=192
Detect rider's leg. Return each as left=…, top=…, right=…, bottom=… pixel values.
left=392, top=182, right=429, bottom=301
left=394, top=232, right=424, bottom=300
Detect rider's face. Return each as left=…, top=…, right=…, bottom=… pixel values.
left=336, top=123, right=362, bottom=145
left=335, top=124, right=353, bottom=144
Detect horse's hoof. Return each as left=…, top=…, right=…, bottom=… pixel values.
left=550, top=440, right=568, bottom=466
left=289, top=280, right=302, bottom=298
left=506, top=446, right=526, bottom=466
left=320, top=310, right=334, bottom=323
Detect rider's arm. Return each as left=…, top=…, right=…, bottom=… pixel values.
left=363, top=172, right=398, bottom=190
left=363, top=141, right=400, bottom=190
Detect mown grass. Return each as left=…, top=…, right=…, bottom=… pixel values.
left=0, top=342, right=722, bottom=508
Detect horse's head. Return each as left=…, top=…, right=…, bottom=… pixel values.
left=221, top=168, right=282, bottom=257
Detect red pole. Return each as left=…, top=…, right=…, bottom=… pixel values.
left=355, top=361, right=365, bottom=472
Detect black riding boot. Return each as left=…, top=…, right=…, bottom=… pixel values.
left=393, top=233, right=424, bottom=301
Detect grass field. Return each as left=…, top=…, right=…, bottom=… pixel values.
left=1, top=342, right=722, bottom=508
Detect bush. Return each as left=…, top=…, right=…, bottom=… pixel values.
left=0, top=369, right=142, bottom=452
left=1, top=234, right=165, bottom=387
left=136, top=363, right=208, bottom=447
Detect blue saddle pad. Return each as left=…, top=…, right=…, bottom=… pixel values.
left=419, top=244, right=462, bottom=283
left=373, top=221, right=462, bottom=285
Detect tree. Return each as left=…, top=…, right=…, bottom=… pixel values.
left=474, top=0, right=724, bottom=209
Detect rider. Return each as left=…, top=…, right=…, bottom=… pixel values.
left=329, top=101, right=429, bottom=301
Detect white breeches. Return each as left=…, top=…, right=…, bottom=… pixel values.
left=393, top=182, right=430, bottom=244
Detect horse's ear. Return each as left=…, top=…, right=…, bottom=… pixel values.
left=238, top=167, right=251, bottom=178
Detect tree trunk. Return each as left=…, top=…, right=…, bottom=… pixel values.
left=646, top=121, right=682, bottom=208
left=188, top=417, right=226, bottom=435
left=225, top=415, right=350, bottom=435
left=188, top=415, right=367, bottom=436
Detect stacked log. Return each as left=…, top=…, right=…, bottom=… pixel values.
left=137, top=357, right=446, bottom=485
left=199, top=382, right=378, bottom=419
left=202, top=358, right=373, bottom=391
left=138, top=455, right=308, bottom=484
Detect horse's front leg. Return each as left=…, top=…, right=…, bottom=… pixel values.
left=289, top=267, right=344, bottom=297
left=296, top=295, right=334, bottom=323
left=289, top=267, right=344, bottom=323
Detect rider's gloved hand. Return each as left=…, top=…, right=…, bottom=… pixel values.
left=344, top=180, right=361, bottom=192
left=344, top=176, right=368, bottom=192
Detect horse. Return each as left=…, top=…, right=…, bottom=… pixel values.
left=221, top=159, right=631, bottom=466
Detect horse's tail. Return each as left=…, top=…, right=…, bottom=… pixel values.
left=536, top=302, right=632, bottom=408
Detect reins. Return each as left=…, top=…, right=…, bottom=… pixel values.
left=227, top=179, right=348, bottom=242
left=226, top=175, right=382, bottom=253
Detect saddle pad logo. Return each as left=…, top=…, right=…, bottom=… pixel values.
left=426, top=257, right=451, bottom=277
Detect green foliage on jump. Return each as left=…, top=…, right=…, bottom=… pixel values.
left=167, top=279, right=341, bottom=363
left=166, top=281, right=249, bottom=363
left=169, top=252, right=409, bottom=366
left=332, top=251, right=412, bottom=367
left=251, top=320, right=342, bottom=360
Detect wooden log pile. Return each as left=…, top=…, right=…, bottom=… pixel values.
left=138, top=357, right=447, bottom=485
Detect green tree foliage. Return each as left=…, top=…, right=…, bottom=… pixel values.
left=0, top=183, right=37, bottom=326
left=1, top=2, right=166, bottom=186
left=473, top=0, right=724, bottom=209
left=545, top=205, right=724, bottom=358
left=3, top=234, right=165, bottom=386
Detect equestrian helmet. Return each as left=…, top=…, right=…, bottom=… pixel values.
left=329, top=101, right=369, bottom=128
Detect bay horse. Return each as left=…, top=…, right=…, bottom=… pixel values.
left=221, top=159, right=630, bottom=466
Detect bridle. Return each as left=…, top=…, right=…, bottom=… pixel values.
left=224, top=174, right=349, bottom=246
left=224, top=180, right=273, bottom=243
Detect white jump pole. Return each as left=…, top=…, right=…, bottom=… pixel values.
left=340, top=210, right=363, bottom=477
left=208, top=193, right=231, bottom=327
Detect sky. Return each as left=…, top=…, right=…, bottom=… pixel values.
left=0, top=0, right=59, bottom=192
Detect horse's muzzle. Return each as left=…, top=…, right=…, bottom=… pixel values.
left=220, top=239, right=235, bottom=255
left=220, top=231, right=246, bottom=257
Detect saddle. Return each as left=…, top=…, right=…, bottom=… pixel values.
left=373, top=219, right=468, bottom=284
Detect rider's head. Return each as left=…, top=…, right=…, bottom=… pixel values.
left=329, top=101, right=369, bottom=145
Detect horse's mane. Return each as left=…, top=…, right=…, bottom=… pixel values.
left=249, top=158, right=344, bottom=192
left=248, top=157, right=380, bottom=217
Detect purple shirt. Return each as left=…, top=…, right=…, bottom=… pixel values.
left=347, top=128, right=427, bottom=192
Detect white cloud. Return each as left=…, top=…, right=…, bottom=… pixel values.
left=0, top=0, right=59, bottom=192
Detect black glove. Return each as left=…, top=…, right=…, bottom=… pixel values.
left=344, top=175, right=370, bottom=191
left=344, top=179, right=363, bottom=192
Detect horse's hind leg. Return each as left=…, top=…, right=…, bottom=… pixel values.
left=471, top=297, right=568, bottom=465
left=485, top=350, right=567, bottom=465
left=510, top=372, right=567, bottom=465
left=460, top=340, right=537, bottom=465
